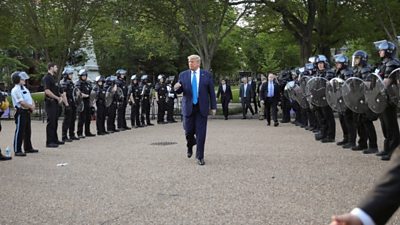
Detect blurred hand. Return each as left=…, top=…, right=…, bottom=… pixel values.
left=329, top=214, right=362, bottom=225
left=211, top=109, right=216, bottom=116
left=174, top=82, right=182, bottom=90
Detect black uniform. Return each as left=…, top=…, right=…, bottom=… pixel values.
left=353, top=65, right=378, bottom=152
left=60, top=78, right=77, bottom=141
left=94, top=84, right=107, bottom=135
left=140, top=82, right=153, bottom=126
left=105, top=80, right=118, bottom=132
left=76, top=79, right=94, bottom=137
left=116, top=79, right=129, bottom=129
left=43, top=73, right=61, bottom=145
left=279, top=71, right=292, bottom=123
left=155, top=82, right=167, bottom=123
left=377, top=57, right=400, bottom=159
left=129, top=83, right=142, bottom=127
left=314, top=69, right=336, bottom=142
left=166, top=83, right=177, bottom=122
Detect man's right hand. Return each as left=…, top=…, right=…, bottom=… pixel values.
left=174, top=82, right=182, bottom=91
left=329, top=214, right=363, bottom=225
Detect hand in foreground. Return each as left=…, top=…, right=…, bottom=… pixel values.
left=211, top=109, right=216, bottom=116
left=329, top=214, right=363, bottom=225
left=174, top=82, right=182, bottom=90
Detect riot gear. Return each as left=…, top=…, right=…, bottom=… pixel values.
left=352, top=50, right=368, bottom=67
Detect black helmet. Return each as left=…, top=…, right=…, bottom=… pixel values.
left=157, top=74, right=166, bottom=80
left=11, top=71, right=29, bottom=84
left=141, top=74, right=148, bottom=81
left=105, top=75, right=116, bottom=86
left=334, top=54, right=349, bottom=67
left=95, top=75, right=105, bottom=83
left=116, top=69, right=127, bottom=78
left=78, top=69, right=88, bottom=77
left=62, top=68, right=74, bottom=79
left=352, top=50, right=368, bottom=66
left=131, top=74, right=139, bottom=81
left=376, top=40, right=396, bottom=58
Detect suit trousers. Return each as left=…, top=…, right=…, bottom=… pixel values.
left=184, top=104, right=207, bottom=160
left=221, top=97, right=230, bottom=118
left=241, top=97, right=254, bottom=117
left=265, top=97, right=278, bottom=123
left=13, top=109, right=33, bottom=152
left=45, top=100, right=59, bottom=144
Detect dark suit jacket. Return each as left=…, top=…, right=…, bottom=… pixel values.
left=239, top=83, right=253, bottom=102
left=249, top=81, right=257, bottom=98
left=359, top=150, right=400, bottom=225
left=175, top=69, right=217, bottom=117
left=259, top=81, right=280, bottom=101
left=217, top=84, right=232, bottom=101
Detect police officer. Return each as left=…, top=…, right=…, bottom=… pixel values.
left=60, top=68, right=79, bottom=142
left=76, top=69, right=95, bottom=138
left=140, top=75, right=154, bottom=126
left=155, top=74, right=167, bottom=124
left=302, top=63, right=319, bottom=133
left=352, top=50, right=379, bottom=154
left=375, top=40, right=400, bottom=160
left=129, top=75, right=142, bottom=128
left=11, top=71, right=39, bottom=156
left=94, top=75, right=108, bottom=135
left=166, top=78, right=177, bottom=123
left=314, top=55, right=336, bottom=143
left=333, top=55, right=356, bottom=150
left=105, top=76, right=119, bottom=133
left=0, top=90, right=12, bottom=160
left=115, top=69, right=130, bottom=130
left=43, top=63, right=64, bottom=148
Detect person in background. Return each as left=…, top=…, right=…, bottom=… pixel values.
left=216, top=78, right=232, bottom=120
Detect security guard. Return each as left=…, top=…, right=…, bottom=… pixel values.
left=94, top=75, right=108, bottom=135
left=166, top=78, right=177, bottom=123
left=0, top=91, right=12, bottom=160
left=43, top=63, right=63, bottom=148
left=129, top=75, right=142, bottom=128
left=11, top=71, right=39, bottom=156
left=115, top=69, right=130, bottom=130
left=140, top=75, right=154, bottom=126
left=76, top=69, right=96, bottom=138
left=375, top=40, right=400, bottom=160
left=105, top=76, right=119, bottom=133
left=60, top=68, right=79, bottom=142
left=155, top=74, right=167, bottom=124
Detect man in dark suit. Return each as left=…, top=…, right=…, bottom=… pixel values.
left=216, top=79, right=233, bottom=120
left=330, top=146, right=400, bottom=225
left=239, top=77, right=254, bottom=119
left=260, top=73, right=280, bottom=127
left=248, top=76, right=258, bottom=114
left=174, top=54, right=217, bottom=166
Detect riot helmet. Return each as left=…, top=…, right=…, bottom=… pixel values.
left=78, top=69, right=88, bottom=80
left=116, top=69, right=127, bottom=79
left=314, top=55, right=329, bottom=70
left=334, top=54, right=349, bottom=69
left=157, top=74, right=166, bottom=82
left=141, top=75, right=149, bottom=83
left=11, top=71, right=29, bottom=84
left=352, top=50, right=368, bottom=67
left=62, top=68, right=74, bottom=79
left=95, top=75, right=105, bottom=83
left=375, top=40, right=396, bottom=58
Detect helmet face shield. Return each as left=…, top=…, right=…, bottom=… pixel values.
left=18, top=71, right=30, bottom=80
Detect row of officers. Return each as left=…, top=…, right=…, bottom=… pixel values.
left=284, top=39, right=399, bottom=161
left=43, top=64, right=177, bottom=148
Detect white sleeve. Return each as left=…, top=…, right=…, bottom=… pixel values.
left=350, top=208, right=376, bottom=225
left=12, top=88, right=24, bottom=103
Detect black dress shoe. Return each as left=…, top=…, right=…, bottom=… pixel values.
left=187, top=147, right=193, bottom=158
left=113, top=129, right=120, bottom=132
left=15, top=152, right=27, bottom=157
left=342, top=143, right=355, bottom=149
left=315, top=133, right=325, bottom=141
left=321, top=138, right=335, bottom=143
left=25, top=149, right=39, bottom=153
left=46, top=143, right=59, bottom=148
left=381, top=154, right=391, bottom=161
left=85, top=133, right=96, bottom=137
left=363, top=148, right=378, bottom=154
left=197, top=158, right=205, bottom=165
left=0, top=153, right=12, bottom=161
left=336, top=140, right=348, bottom=146
left=97, top=132, right=105, bottom=135
left=62, top=138, right=72, bottom=142
left=70, top=136, right=80, bottom=140
left=376, top=151, right=388, bottom=156
left=352, top=145, right=367, bottom=151
left=108, top=130, right=115, bottom=133
left=78, top=135, right=85, bottom=139
left=274, top=122, right=279, bottom=127
left=57, top=140, right=65, bottom=145
left=147, top=123, right=154, bottom=126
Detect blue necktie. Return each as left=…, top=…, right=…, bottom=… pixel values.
left=192, top=71, right=198, bottom=104
left=269, top=81, right=273, bottom=97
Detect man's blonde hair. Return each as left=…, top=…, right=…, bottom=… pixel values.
left=188, top=54, right=201, bottom=62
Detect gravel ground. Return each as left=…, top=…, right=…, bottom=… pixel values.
left=0, top=117, right=399, bottom=225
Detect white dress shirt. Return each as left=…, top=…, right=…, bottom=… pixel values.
left=351, top=208, right=376, bottom=225
left=222, top=84, right=226, bottom=92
